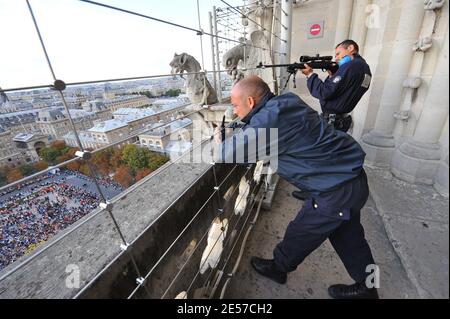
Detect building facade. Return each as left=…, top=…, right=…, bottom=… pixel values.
left=0, top=130, right=49, bottom=167
left=104, top=95, right=152, bottom=112
left=36, top=108, right=96, bottom=140
left=284, top=0, right=449, bottom=196
left=138, top=118, right=193, bottom=155
left=0, top=128, right=21, bottom=167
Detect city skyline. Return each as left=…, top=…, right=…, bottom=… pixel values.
left=0, top=0, right=242, bottom=90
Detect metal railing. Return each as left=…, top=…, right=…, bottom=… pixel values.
left=0, top=0, right=285, bottom=299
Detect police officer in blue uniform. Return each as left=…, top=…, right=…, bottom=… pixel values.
left=292, top=40, right=372, bottom=202
left=302, top=39, right=372, bottom=133
left=214, top=76, right=379, bottom=299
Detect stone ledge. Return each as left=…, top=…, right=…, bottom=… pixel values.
left=0, top=149, right=212, bottom=298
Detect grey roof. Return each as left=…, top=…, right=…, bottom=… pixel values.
left=88, top=119, right=128, bottom=133
left=105, top=95, right=150, bottom=104
left=12, top=132, right=44, bottom=142
left=143, top=118, right=192, bottom=137
left=63, top=130, right=95, bottom=142
left=38, top=109, right=66, bottom=122
left=112, top=107, right=156, bottom=121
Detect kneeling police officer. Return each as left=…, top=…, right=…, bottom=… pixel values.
left=214, top=76, right=379, bottom=299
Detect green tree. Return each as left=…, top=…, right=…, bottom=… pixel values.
left=110, top=147, right=124, bottom=170
left=121, top=144, right=149, bottom=174
left=39, top=147, right=60, bottom=164
left=141, top=91, right=155, bottom=98
left=148, top=152, right=169, bottom=171
left=61, top=146, right=71, bottom=155
left=164, top=89, right=181, bottom=97
left=19, top=164, right=36, bottom=176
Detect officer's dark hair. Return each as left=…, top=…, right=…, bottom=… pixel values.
left=233, top=75, right=271, bottom=105
left=336, top=40, right=359, bottom=53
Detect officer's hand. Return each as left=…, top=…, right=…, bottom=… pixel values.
left=301, top=64, right=313, bottom=77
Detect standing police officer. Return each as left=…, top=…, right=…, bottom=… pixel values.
left=215, top=76, right=379, bottom=299
left=301, top=39, right=372, bottom=133
left=292, top=40, right=372, bottom=202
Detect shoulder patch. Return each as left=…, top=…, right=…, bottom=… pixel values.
left=333, top=76, right=342, bottom=84
left=361, top=74, right=372, bottom=88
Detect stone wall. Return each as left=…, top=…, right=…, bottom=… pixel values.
left=285, top=0, right=448, bottom=196
left=0, top=142, right=262, bottom=298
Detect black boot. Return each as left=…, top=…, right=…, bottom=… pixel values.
left=291, top=190, right=308, bottom=200
left=250, top=257, right=287, bottom=284
left=328, top=282, right=379, bottom=299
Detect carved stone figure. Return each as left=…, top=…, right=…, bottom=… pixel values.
left=413, top=37, right=433, bottom=52
left=222, top=31, right=275, bottom=91
left=170, top=53, right=218, bottom=106
left=403, top=77, right=423, bottom=89
left=424, top=0, right=445, bottom=10
left=0, top=87, right=8, bottom=104
left=222, top=40, right=249, bottom=82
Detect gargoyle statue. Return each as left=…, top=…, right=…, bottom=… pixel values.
left=170, top=53, right=218, bottom=106
left=424, top=0, right=445, bottom=10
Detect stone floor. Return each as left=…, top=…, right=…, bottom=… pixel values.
left=225, top=177, right=422, bottom=299
left=366, top=166, right=449, bottom=299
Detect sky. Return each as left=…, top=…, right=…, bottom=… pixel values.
left=0, top=0, right=243, bottom=90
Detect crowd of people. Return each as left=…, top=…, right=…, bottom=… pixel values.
left=64, top=169, right=122, bottom=191
left=0, top=169, right=124, bottom=271
left=0, top=172, right=54, bottom=198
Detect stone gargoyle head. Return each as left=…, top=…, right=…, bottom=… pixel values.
left=170, top=53, right=188, bottom=76
left=424, top=0, right=445, bottom=10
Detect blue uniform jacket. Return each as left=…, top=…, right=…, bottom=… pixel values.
left=215, top=92, right=367, bottom=194
left=307, top=54, right=372, bottom=114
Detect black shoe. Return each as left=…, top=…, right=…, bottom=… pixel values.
left=291, top=190, right=307, bottom=201
left=250, top=257, right=287, bottom=284
left=328, top=282, right=379, bottom=299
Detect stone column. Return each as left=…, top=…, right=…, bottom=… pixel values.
left=391, top=29, right=449, bottom=186
left=246, top=2, right=259, bottom=35
left=351, top=0, right=389, bottom=141
left=362, top=0, right=426, bottom=165
left=257, top=0, right=274, bottom=42
left=334, top=0, right=354, bottom=43
left=393, top=2, right=442, bottom=137
left=349, top=0, right=370, bottom=55
left=279, top=0, right=293, bottom=94
left=434, top=117, right=449, bottom=196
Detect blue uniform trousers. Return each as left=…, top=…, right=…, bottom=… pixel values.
left=273, top=169, right=375, bottom=283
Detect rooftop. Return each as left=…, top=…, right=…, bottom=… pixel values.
left=88, top=118, right=128, bottom=133
left=113, top=107, right=156, bottom=120
left=143, top=118, right=192, bottom=137
left=63, top=130, right=96, bottom=142
left=12, top=132, right=41, bottom=142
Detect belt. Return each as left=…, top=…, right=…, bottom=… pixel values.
left=322, top=112, right=350, bottom=120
